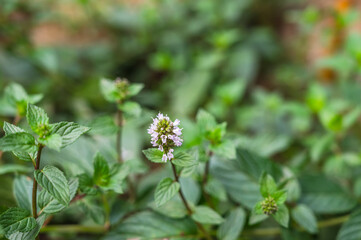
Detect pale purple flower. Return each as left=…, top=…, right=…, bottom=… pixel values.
left=147, top=112, right=183, bottom=162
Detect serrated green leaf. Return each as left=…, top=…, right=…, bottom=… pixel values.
left=191, top=205, right=224, bottom=225
left=273, top=204, right=289, bottom=227
left=2, top=122, right=37, bottom=161
left=38, top=178, right=79, bottom=214
left=291, top=204, right=318, bottom=234
left=26, top=104, right=49, bottom=133
left=0, top=132, right=37, bottom=152
left=128, top=83, right=144, bottom=97
left=13, top=176, right=33, bottom=212
left=0, top=208, right=36, bottom=236
left=34, top=166, right=70, bottom=206
left=8, top=214, right=46, bottom=240
left=38, top=134, right=62, bottom=151
left=142, top=148, right=164, bottom=163
left=337, top=208, right=361, bottom=240
left=49, top=121, right=90, bottom=148
left=260, top=173, right=277, bottom=198
left=154, top=178, right=180, bottom=207
left=93, top=153, right=110, bottom=187
left=172, top=151, right=197, bottom=167
left=217, top=207, right=246, bottom=240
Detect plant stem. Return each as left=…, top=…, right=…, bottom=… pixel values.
left=115, top=107, right=136, bottom=201
left=32, top=144, right=44, bottom=219
left=116, top=108, right=123, bottom=163
left=171, top=162, right=212, bottom=240
left=102, top=194, right=110, bottom=230
left=40, top=225, right=106, bottom=234
left=201, top=153, right=214, bottom=208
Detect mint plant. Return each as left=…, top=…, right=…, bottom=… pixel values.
left=0, top=103, right=89, bottom=239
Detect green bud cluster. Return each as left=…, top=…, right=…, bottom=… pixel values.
left=37, top=124, right=51, bottom=139
left=115, top=78, right=130, bottom=101
left=261, top=196, right=278, bottom=215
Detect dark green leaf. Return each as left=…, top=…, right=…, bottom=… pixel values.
left=154, top=178, right=180, bottom=207
left=34, top=166, right=70, bottom=206
left=273, top=204, right=289, bottom=228
left=104, top=211, right=197, bottom=239
left=13, top=176, right=33, bottom=212
left=50, top=121, right=90, bottom=148
left=0, top=208, right=36, bottom=236
left=191, top=206, right=224, bottom=225
left=217, top=207, right=246, bottom=240
left=337, top=208, right=361, bottom=240
left=8, top=214, right=46, bottom=240
left=291, top=204, right=318, bottom=234
left=93, top=153, right=110, bottom=187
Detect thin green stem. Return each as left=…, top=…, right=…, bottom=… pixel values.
left=32, top=144, right=44, bottom=219
left=171, top=162, right=212, bottom=240
left=102, top=194, right=110, bottom=230
left=116, top=108, right=123, bottom=163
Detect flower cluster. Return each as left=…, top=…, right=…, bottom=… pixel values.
left=148, top=113, right=183, bottom=162
left=261, top=196, right=278, bottom=215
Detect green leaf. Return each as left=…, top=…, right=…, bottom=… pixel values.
left=3, top=122, right=37, bottom=161
left=101, top=163, right=129, bottom=194
left=38, top=178, right=79, bottom=214
left=0, top=164, right=31, bottom=175
left=204, top=178, right=228, bottom=201
left=13, top=176, right=33, bottom=212
left=78, top=173, right=97, bottom=195
left=100, top=78, right=119, bottom=102
left=337, top=208, right=361, bottom=240
left=87, top=115, right=118, bottom=136
left=128, top=83, right=144, bottom=97
left=299, top=174, right=357, bottom=214
left=172, top=151, right=197, bottom=167
left=38, top=134, right=62, bottom=151
left=211, top=158, right=262, bottom=209
left=49, top=121, right=90, bottom=148
left=8, top=214, right=46, bottom=240
left=291, top=204, right=318, bottom=234
left=191, top=206, right=224, bottom=225
left=209, top=140, right=236, bottom=159
left=217, top=207, right=246, bottom=240
left=4, top=83, right=28, bottom=105
left=0, top=208, right=36, bottom=236
left=152, top=200, right=187, bottom=219
left=26, top=104, right=49, bottom=133
left=0, top=132, right=37, bottom=152
left=118, top=101, right=141, bottom=118
left=34, top=166, right=70, bottom=206
left=260, top=173, right=277, bottom=198
left=154, top=178, right=180, bottom=207
left=93, top=153, right=110, bottom=187
left=104, top=211, right=197, bottom=239
left=273, top=204, right=289, bottom=228
left=196, top=109, right=217, bottom=134
left=253, top=201, right=264, bottom=215
left=272, top=190, right=288, bottom=205
left=142, top=148, right=164, bottom=163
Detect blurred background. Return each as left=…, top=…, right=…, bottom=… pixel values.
left=1, top=0, right=361, bottom=239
